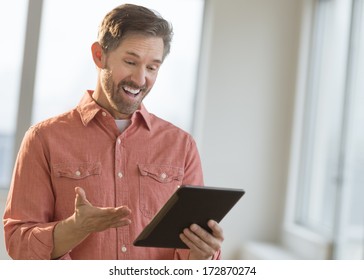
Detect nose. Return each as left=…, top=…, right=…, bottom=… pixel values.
left=130, top=67, right=146, bottom=87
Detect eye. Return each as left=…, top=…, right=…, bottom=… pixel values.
left=125, top=60, right=135, bottom=66
left=147, top=65, right=159, bottom=71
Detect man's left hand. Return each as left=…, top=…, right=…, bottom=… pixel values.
left=180, top=220, right=224, bottom=260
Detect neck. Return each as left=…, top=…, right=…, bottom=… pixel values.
left=91, top=85, right=131, bottom=120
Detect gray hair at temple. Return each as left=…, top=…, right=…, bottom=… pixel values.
left=97, top=4, right=173, bottom=61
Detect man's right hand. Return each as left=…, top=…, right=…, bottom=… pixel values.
left=51, top=187, right=131, bottom=259
left=74, top=186, right=131, bottom=233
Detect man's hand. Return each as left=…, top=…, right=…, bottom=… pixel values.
left=51, top=187, right=131, bottom=259
left=179, top=220, right=224, bottom=260
left=74, top=187, right=131, bottom=233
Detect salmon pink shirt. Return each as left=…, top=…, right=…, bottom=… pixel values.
left=3, top=91, right=219, bottom=260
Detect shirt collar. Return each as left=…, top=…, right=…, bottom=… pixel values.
left=77, top=90, right=152, bottom=130
left=134, top=102, right=152, bottom=131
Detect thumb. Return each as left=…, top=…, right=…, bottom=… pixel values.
left=75, top=186, right=90, bottom=207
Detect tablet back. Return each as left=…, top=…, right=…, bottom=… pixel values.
left=133, top=185, right=245, bottom=248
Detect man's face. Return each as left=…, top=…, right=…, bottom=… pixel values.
left=99, top=34, right=164, bottom=119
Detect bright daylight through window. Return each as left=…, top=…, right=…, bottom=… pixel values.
left=0, top=2, right=27, bottom=188
left=290, top=0, right=364, bottom=259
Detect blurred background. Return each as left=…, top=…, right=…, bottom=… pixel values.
left=0, top=0, right=363, bottom=260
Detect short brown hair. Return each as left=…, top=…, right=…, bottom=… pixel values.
left=98, top=4, right=173, bottom=60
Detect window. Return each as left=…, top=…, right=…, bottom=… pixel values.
left=0, top=2, right=27, bottom=188
left=287, top=0, right=364, bottom=259
left=334, top=0, right=364, bottom=259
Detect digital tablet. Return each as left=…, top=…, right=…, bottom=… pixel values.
left=133, top=185, right=245, bottom=249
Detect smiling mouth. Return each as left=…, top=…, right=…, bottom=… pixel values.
left=123, top=85, right=141, bottom=95
left=121, top=84, right=147, bottom=99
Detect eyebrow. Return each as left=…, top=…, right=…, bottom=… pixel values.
left=126, top=51, right=162, bottom=64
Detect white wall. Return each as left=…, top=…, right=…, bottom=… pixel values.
left=194, top=0, right=303, bottom=258
left=0, top=0, right=304, bottom=260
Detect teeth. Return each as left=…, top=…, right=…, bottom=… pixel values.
left=123, top=86, right=141, bottom=95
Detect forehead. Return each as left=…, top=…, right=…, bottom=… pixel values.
left=112, top=34, right=164, bottom=62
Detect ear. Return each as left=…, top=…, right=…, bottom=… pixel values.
left=91, top=42, right=105, bottom=68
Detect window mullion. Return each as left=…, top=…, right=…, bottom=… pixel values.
left=13, top=0, right=43, bottom=161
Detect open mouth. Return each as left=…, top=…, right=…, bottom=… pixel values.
left=123, top=85, right=141, bottom=95
left=122, top=85, right=143, bottom=98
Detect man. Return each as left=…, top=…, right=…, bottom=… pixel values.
left=3, top=4, right=223, bottom=260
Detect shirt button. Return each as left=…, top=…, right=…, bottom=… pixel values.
left=160, top=173, right=167, bottom=180
left=102, top=111, right=107, bottom=117
left=118, top=172, right=123, bottom=178
left=117, top=138, right=121, bottom=144
left=121, top=246, right=127, bottom=253
left=75, top=170, right=81, bottom=176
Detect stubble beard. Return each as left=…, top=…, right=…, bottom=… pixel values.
left=102, top=69, right=148, bottom=116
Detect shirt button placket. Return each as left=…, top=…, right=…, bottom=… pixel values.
left=116, top=138, right=123, bottom=180
left=115, top=136, right=126, bottom=259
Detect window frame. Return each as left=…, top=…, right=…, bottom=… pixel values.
left=283, top=0, right=334, bottom=259
left=0, top=0, right=43, bottom=189
left=284, top=0, right=364, bottom=259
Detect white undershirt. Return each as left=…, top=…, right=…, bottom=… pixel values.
left=115, top=119, right=131, bottom=133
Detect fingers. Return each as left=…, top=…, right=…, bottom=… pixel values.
left=187, top=220, right=224, bottom=244
left=208, top=220, right=224, bottom=240
left=73, top=186, right=132, bottom=233
left=75, top=205, right=132, bottom=233
left=101, top=207, right=132, bottom=229
left=180, top=227, right=216, bottom=259
left=182, top=223, right=221, bottom=251
left=75, top=186, right=84, bottom=196
left=75, top=186, right=90, bottom=207
left=180, top=220, right=224, bottom=260
left=108, top=206, right=132, bottom=227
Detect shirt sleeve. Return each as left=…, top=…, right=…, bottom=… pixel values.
left=182, top=136, right=204, bottom=186
left=3, top=127, right=58, bottom=259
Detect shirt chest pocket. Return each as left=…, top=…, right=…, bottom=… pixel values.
left=138, top=164, right=183, bottom=218
left=53, top=162, right=101, bottom=179
left=52, top=162, right=102, bottom=196
left=51, top=162, right=102, bottom=215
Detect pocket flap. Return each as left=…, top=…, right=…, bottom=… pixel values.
left=138, top=164, right=183, bottom=183
left=53, top=162, right=101, bottom=179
